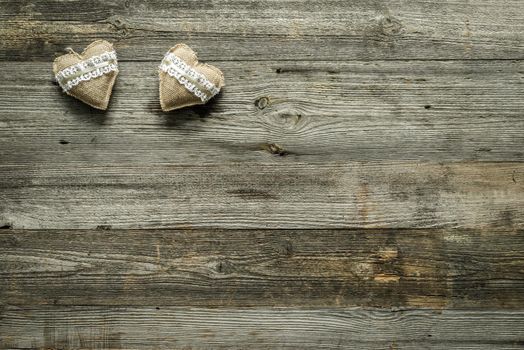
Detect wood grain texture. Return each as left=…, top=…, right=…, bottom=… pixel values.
left=0, top=162, right=522, bottom=229
left=1, top=228, right=523, bottom=308
left=1, top=60, right=522, bottom=229
left=1, top=0, right=524, bottom=348
left=1, top=60, right=523, bottom=164
left=1, top=306, right=524, bottom=350
left=1, top=0, right=523, bottom=61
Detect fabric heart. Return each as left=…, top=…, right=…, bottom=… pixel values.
left=159, top=44, right=225, bottom=111
left=53, top=40, right=119, bottom=110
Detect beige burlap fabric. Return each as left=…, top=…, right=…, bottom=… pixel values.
left=159, top=44, right=225, bottom=112
left=53, top=40, right=118, bottom=110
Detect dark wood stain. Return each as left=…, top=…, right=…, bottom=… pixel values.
left=1, top=228, right=522, bottom=309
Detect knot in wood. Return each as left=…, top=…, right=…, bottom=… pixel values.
left=375, top=15, right=404, bottom=37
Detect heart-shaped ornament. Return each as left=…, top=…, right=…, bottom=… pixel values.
left=53, top=40, right=119, bottom=110
left=159, top=44, right=225, bottom=111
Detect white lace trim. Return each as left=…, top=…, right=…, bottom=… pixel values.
left=55, top=51, right=118, bottom=92
left=159, top=52, right=221, bottom=102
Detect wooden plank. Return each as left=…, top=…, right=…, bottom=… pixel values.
left=1, top=306, right=524, bottom=349
left=1, top=228, right=523, bottom=308
left=0, top=161, right=522, bottom=229
left=0, top=162, right=522, bottom=229
left=1, top=0, right=523, bottom=61
left=1, top=60, right=523, bottom=164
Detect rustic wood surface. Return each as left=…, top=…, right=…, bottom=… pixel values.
left=1, top=0, right=523, bottom=349
left=2, top=307, right=524, bottom=349
left=1, top=228, right=524, bottom=309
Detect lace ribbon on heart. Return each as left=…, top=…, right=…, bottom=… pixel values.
left=55, top=51, right=119, bottom=92
left=159, top=52, right=221, bottom=102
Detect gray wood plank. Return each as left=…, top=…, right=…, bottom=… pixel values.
left=0, top=162, right=522, bottom=229
left=1, top=228, right=523, bottom=308
left=1, top=306, right=523, bottom=349
left=1, top=0, right=523, bottom=61
left=1, top=60, right=523, bottom=164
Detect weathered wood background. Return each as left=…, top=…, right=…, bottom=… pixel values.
left=1, top=0, right=523, bottom=348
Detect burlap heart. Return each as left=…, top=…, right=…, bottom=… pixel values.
left=159, top=44, right=225, bottom=112
left=53, top=40, right=119, bottom=110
